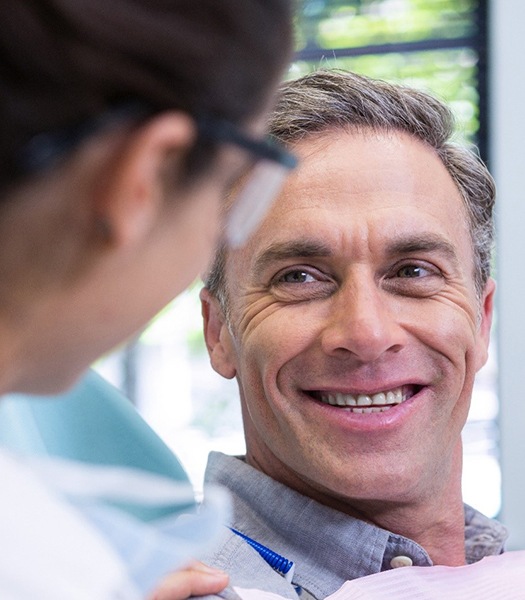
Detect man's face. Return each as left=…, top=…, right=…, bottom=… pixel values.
left=204, top=130, right=494, bottom=511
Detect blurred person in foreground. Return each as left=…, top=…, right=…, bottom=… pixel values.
left=200, top=69, right=507, bottom=600
left=0, top=1, right=296, bottom=598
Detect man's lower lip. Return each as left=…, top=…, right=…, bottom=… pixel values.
left=305, top=395, right=419, bottom=433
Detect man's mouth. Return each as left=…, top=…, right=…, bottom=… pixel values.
left=310, top=385, right=420, bottom=414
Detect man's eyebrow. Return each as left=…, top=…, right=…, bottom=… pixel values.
left=253, top=240, right=332, bottom=272
left=386, top=234, right=461, bottom=266
left=252, top=234, right=461, bottom=272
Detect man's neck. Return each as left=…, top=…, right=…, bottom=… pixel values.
left=247, top=443, right=467, bottom=566
left=360, top=443, right=467, bottom=566
left=358, top=490, right=467, bottom=566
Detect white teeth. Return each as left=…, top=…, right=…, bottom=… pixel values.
left=318, top=386, right=410, bottom=412
left=357, top=395, right=372, bottom=406
left=348, top=405, right=392, bottom=414
left=337, top=392, right=355, bottom=406
left=374, top=392, right=387, bottom=405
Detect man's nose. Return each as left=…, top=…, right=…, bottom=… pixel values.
left=320, top=276, right=406, bottom=362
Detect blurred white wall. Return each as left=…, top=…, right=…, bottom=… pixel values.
left=491, top=0, right=525, bottom=550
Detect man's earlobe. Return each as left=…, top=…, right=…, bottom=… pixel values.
left=200, top=288, right=237, bottom=379
left=91, top=112, right=196, bottom=248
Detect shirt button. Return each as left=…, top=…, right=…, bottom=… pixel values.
left=390, top=555, right=413, bottom=568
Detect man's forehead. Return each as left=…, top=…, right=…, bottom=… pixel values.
left=288, top=128, right=456, bottom=192
left=224, top=129, right=472, bottom=280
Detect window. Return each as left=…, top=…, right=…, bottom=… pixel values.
left=293, top=0, right=489, bottom=153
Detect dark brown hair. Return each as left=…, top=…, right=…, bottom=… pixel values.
left=0, top=0, right=294, bottom=193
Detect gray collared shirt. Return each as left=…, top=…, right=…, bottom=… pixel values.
left=201, top=452, right=508, bottom=600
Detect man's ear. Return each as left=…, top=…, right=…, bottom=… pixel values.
left=91, top=112, right=196, bottom=247
left=200, top=287, right=237, bottom=380
left=475, top=277, right=496, bottom=371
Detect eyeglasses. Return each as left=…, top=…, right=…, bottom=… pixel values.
left=196, top=116, right=297, bottom=247
left=17, top=103, right=298, bottom=247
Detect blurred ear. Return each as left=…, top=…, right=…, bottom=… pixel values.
left=475, top=277, right=496, bottom=371
left=92, top=112, right=196, bottom=247
left=200, top=287, right=237, bottom=379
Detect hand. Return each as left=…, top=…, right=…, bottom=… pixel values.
left=148, top=561, right=229, bottom=600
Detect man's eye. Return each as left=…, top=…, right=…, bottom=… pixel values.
left=384, top=261, right=444, bottom=298
left=397, top=265, right=431, bottom=278
left=270, top=267, right=336, bottom=301
left=279, top=270, right=316, bottom=284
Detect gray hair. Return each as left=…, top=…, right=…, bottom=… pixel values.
left=206, top=69, right=495, bottom=308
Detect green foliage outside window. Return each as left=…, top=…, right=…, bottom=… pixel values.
left=292, top=0, right=482, bottom=145
left=297, top=0, right=478, bottom=50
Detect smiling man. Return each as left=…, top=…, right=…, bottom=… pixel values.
left=199, top=70, right=507, bottom=600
